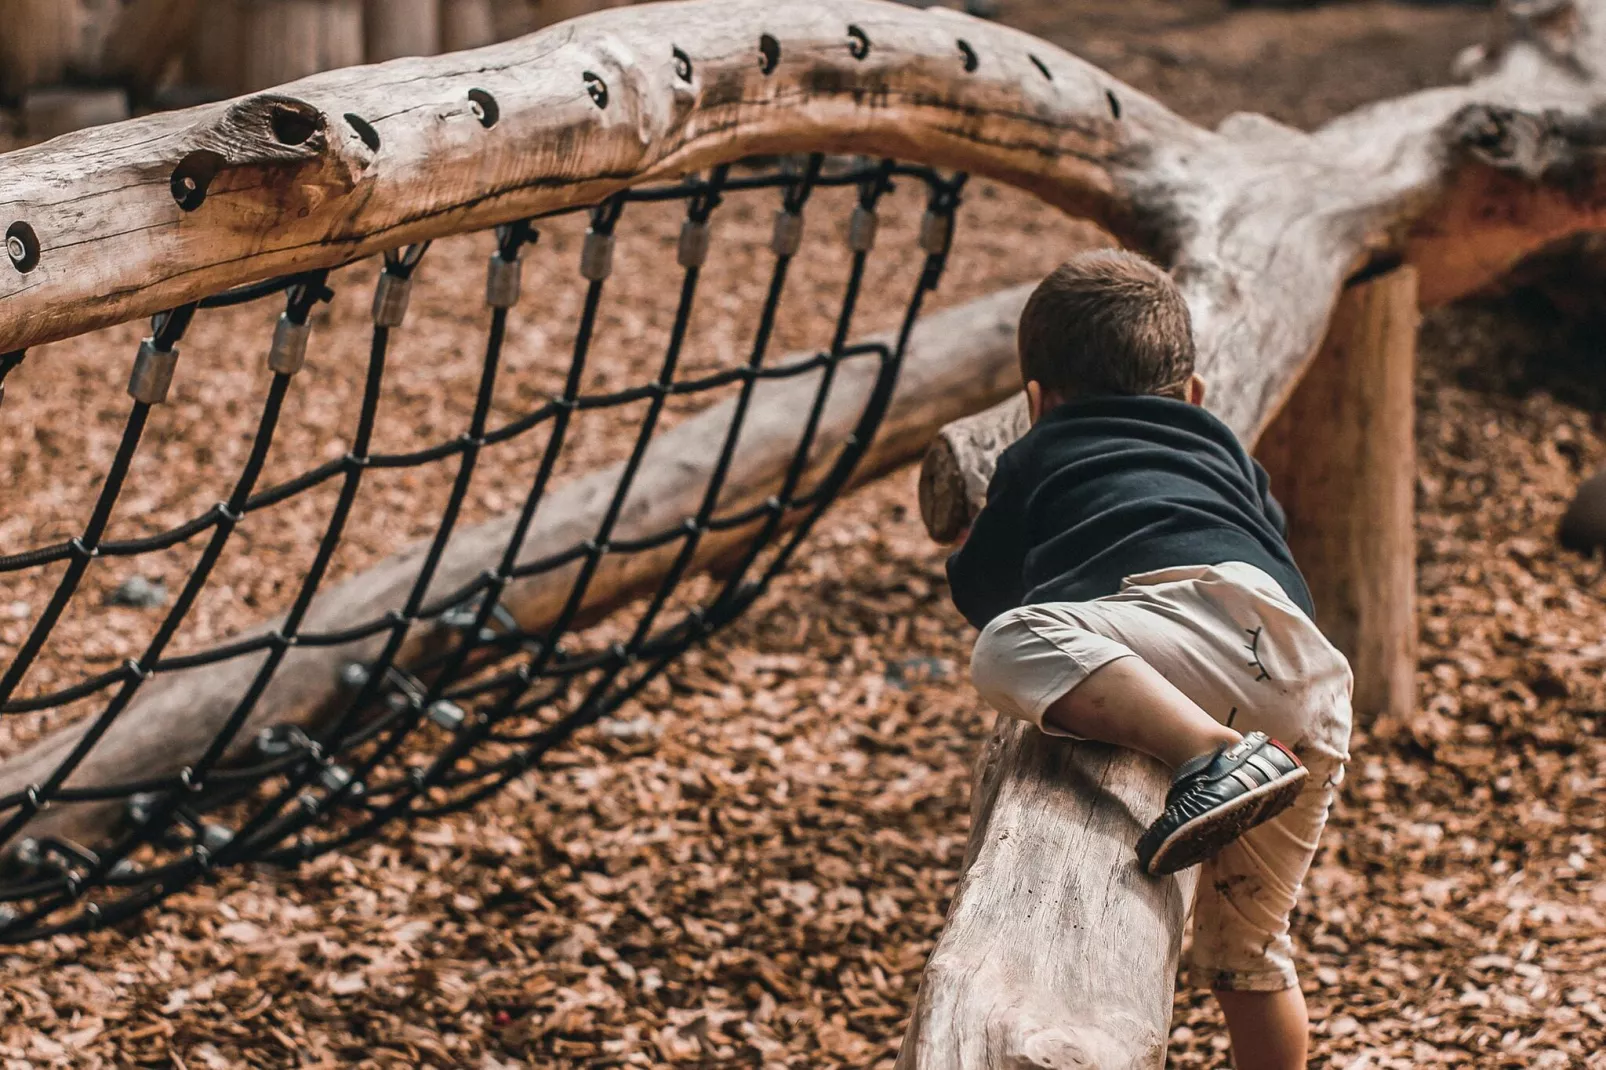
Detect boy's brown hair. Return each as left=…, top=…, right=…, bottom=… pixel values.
left=1018, top=250, right=1196, bottom=401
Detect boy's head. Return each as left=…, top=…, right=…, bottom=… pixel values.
left=1018, top=250, right=1201, bottom=418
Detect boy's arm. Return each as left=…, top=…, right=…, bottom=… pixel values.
left=946, top=453, right=1027, bottom=629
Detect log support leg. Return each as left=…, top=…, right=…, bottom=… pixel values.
left=1255, top=266, right=1420, bottom=726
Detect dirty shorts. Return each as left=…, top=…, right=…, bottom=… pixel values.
left=968, top=561, right=1354, bottom=992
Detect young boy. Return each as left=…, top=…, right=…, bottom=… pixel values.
left=948, top=250, right=1353, bottom=1070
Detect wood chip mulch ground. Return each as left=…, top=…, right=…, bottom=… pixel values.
left=2, top=2, right=1603, bottom=1068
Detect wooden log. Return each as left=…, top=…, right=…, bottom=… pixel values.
left=0, top=0, right=79, bottom=98
left=1256, top=268, right=1420, bottom=726
left=439, top=0, right=496, bottom=51
left=98, top=0, right=205, bottom=97
left=0, top=285, right=1028, bottom=851
left=896, top=731, right=1196, bottom=1070
left=239, top=0, right=364, bottom=93
left=20, top=86, right=129, bottom=139
left=918, top=393, right=1026, bottom=544
left=365, top=0, right=441, bottom=61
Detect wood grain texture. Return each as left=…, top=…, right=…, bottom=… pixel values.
left=240, top=0, right=365, bottom=92
left=896, top=727, right=1198, bottom=1070
left=439, top=0, right=497, bottom=51
left=0, top=285, right=1027, bottom=859
left=0, top=0, right=1162, bottom=354
left=1258, top=268, right=1419, bottom=727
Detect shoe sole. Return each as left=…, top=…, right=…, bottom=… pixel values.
left=1143, top=765, right=1309, bottom=877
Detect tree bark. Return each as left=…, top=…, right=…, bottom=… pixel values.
left=365, top=0, right=441, bottom=61
left=439, top=0, right=496, bottom=51
left=1257, top=268, right=1420, bottom=726
left=240, top=0, right=364, bottom=94
left=0, top=286, right=1028, bottom=852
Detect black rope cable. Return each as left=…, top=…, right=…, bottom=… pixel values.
left=0, top=160, right=967, bottom=941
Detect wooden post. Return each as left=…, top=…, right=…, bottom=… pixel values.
left=439, top=0, right=496, bottom=51
left=239, top=0, right=364, bottom=93
left=0, top=0, right=80, bottom=98
left=1255, top=267, right=1419, bottom=725
left=364, top=0, right=440, bottom=62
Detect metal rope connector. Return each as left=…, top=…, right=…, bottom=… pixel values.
left=372, top=273, right=414, bottom=327
left=580, top=230, right=615, bottom=281
left=128, top=338, right=180, bottom=404
left=848, top=206, right=878, bottom=253
left=486, top=253, right=523, bottom=309
left=772, top=209, right=804, bottom=257
left=678, top=219, right=711, bottom=269
left=919, top=210, right=954, bottom=257
left=268, top=313, right=312, bottom=375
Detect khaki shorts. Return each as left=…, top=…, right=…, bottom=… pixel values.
left=969, top=561, right=1353, bottom=992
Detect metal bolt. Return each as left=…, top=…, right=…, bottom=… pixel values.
left=11, top=838, right=41, bottom=869
left=919, top=210, right=953, bottom=257
left=340, top=662, right=370, bottom=690
left=126, top=792, right=159, bottom=826
left=199, top=825, right=234, bottom=852
left=5, top=235, right=25, bottom=264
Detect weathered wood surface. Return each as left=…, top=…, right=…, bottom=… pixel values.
left=0, top=0, right=1164, bottom=354
left=903, top=3, right=1606, bottom=1067
left=1258, top=268, right=1420, bottom=726
left=0, top=285, right=1026, bottom=854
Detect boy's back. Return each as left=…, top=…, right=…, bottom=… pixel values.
left=948, top=392, right=1312, bottom=631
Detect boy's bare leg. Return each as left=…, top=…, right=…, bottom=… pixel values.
left=1040, top=656, right=1240, bottom=769
left=1215, top=986, right=1309, bottom=1070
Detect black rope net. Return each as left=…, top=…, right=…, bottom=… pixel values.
left=0, top=155, right=966, bottom=942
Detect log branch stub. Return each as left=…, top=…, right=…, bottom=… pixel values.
left=917, top=392, right=1027, bottom=544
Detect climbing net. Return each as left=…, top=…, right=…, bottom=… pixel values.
left=0, top=155, right=966, bottom=941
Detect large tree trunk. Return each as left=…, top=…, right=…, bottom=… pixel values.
left=364, top=0, right=441, bottom=61
left=0, top=0, right=80, bottom=98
